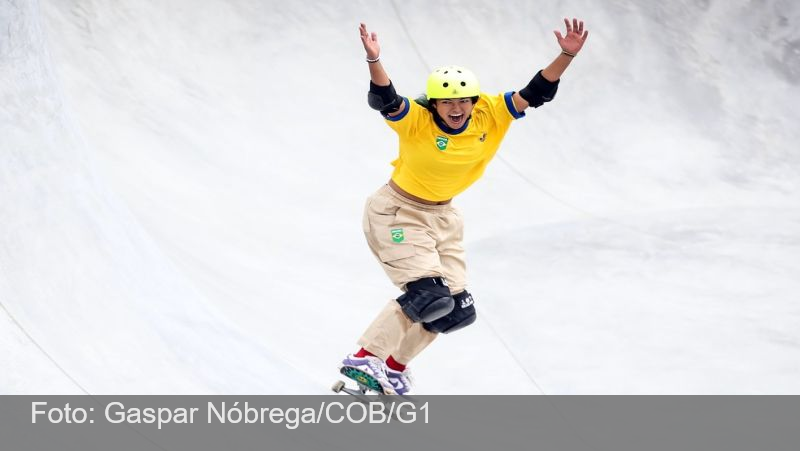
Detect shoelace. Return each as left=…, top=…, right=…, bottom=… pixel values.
left=363, top=358, right=391, bottom=385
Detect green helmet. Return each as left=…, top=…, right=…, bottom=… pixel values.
left=425, top=65, right=480, bottom=100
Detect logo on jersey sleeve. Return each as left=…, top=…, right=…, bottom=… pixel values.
left=435, top=136, right=449, bottom=151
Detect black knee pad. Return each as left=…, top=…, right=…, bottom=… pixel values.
left=423, top=290, right=477, bottom=334
left=396, top=277, right=454, bottom=323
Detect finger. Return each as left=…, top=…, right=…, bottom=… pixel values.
left=577, top=20, right=584, bottom=35
left=582, top=30, right=588, bottom=42
left=563, top=17, right=572, bottom=33
left=554, top=30, right=563, bottom=41
left=371, top=32, right=378, bottom=43
left=573, top=18, right=579, bottom=33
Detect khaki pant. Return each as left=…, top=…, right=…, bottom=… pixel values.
left=357, top=184, right=466, bottom=364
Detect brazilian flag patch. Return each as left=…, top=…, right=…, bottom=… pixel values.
left=435, top=135, right=449, bottom=151
left=391, top=228, right=405, bottom=243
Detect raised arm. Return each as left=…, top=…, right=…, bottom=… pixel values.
left=511, top=18, right=589, bottom=112
left=359, top=23, right=405, bottom=117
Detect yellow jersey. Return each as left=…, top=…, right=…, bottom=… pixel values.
left=384, top=92, right=525, bottom=201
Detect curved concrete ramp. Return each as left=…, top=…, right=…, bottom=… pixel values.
left=1, top=0, right=798, bottom=393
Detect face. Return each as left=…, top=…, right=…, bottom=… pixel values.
left=433, top=98, right=476, bottom=129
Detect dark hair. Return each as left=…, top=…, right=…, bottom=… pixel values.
left=414, top=94, right=434, bottom=111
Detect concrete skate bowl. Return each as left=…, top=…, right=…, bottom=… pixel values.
left=1, top=0, right=798, bottom=394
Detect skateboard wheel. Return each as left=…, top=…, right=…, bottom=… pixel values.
left=331, top=380, right=345, bottom=393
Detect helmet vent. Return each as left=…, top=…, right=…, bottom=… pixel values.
left=460, top=81, right=466, bottom=86
left=443, top=82, right=449, bottom=88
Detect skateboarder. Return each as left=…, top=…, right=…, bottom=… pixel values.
left=341, top=19, right=589, bottom=394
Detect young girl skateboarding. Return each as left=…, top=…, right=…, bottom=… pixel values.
left=341, top=19, right=588, bottom=394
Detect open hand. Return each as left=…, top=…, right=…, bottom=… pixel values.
left=554, top=18, right=588, bottom=55
left=359, top=23, right=380, bottom=60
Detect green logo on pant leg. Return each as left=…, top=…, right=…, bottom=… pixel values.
left=391, top=228, right=405, bottom=243
left=435, top=136, right=449, bottom=151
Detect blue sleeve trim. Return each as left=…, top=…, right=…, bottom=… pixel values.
left=384, top=96, right=410, bottom=121
left=504, top=92, right=526, bottom=119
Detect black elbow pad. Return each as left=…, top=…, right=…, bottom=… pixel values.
left=367, top=81, right=403, bottom=114
left=518, top=70, right=560, bottom=108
